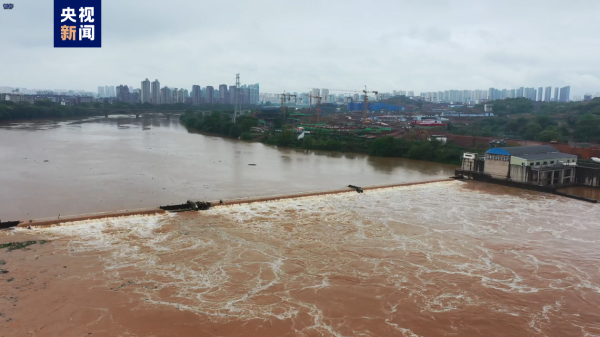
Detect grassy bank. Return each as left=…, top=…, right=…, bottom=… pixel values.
left=180, top=111, right=464, bottom=165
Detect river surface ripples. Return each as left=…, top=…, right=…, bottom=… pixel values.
left=15, top=180, right=600, bottom=337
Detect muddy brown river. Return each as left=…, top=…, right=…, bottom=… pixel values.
left=0, top=115, right=454, bottom=221
left=1, top=181, right=600, bottom=336
left=1, top=116, right=600, bottom=337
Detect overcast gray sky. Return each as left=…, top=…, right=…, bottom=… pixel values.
left=1, top=0, right=598, bottom=95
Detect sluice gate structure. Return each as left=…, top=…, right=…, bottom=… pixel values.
left=457, top=145, right=600, bottom=203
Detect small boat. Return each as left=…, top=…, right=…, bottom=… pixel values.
left=592, top=157, right=600, bottom=163
left=0, top=221, right=20, bottom=229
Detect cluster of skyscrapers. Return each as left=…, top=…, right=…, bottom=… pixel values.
left=418, top=86, right=572, bottom=104
left=2, top=83, right=596, bottom=106
left=97, top=85, right=116, bottom=98
left=259, top=89, right=359, bottom=106
left=487, top=86, right=571, bottom=102
left=109, top=79, right=259, bottom=105
left=1, top=86, right=95, bottom=96
left=393, top=90, right=415, bottom=97
left=257, top=86, right=580, bottom=107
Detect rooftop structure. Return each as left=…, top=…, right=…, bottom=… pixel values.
left=482, top=145, right=577, bottom=186
left=486, top=145, right=577, bottom=166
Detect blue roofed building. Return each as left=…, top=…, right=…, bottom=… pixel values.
left=483, top=145, right=577, bottom=186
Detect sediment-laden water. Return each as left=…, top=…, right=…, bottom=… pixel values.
left=2, top=181, right=599, bottom=336
left=0, top=115, right=455, bottom=220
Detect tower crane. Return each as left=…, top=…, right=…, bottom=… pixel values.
left=306, top=94, right=323, bottom=122
left=307, top=87, right=378, bottom=122
left=362, top=86, right=379, bottom=120
left=278, top=92, right=296, bottom=121
left=287, top=93, right=298, bottom=108
left=260, top=92, right=296, bottom=121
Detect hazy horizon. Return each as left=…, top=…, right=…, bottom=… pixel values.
left=1, top=0, right=598, bottom=96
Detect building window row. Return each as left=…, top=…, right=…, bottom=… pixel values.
left=485, top=154, right=509, bottom=161
left=530, top=159, right=575, bottom=166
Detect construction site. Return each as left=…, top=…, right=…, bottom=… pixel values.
left=253, top=86, right=460, bottom=143
left=248, top=87, right=600, bottom=163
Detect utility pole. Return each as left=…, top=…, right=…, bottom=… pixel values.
left=234, top=73, right=241, bottom=123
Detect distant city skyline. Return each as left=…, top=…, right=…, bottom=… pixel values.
left=0, top=81, right=595, bottom=100
left=1, top=1, right=599, bottom=97
left=3, top=83, right=600, bottom=104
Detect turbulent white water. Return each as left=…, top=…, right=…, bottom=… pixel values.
left=25, top=181, right=600, bottom=336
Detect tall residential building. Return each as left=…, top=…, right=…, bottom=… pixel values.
left=104, top=86, right=110, bottom=97
left=128, top=86, right=133, bottom=93
left=130, top=92, right=141, bottom=103
left=321, top=89, right=329, bottom=104
left=116, top=85, right=129, bottom=102
left=229, top=86, right=237, bottom=104
left=206, top=86, right=214, bottom=103
left=242, top=86, right=250, bottom=104
left=171, top=88, right=178, bottom=103
left=248, top=83, right=259, bottom=104
left=524, top=87, right=536, bottom=101
left=219, top=84, right=228, bottom=103
left=98, top=86, right=105, bottom=98
left=141, top=78, right=151, bottom=103
left=488, top=88, right=495, bottom=100
left=516, top=87, right=524, bottom=98
left=177, top=89, right=185, bottom=103
left=151, top=79, right=160, bottom=104
left=160, top=87, right=172, bottom=104
left=537, top=87, right=543, bottom=101
left=554, top=87, right=559, bottom=101
left=184, top=89, right=189, bottom=98
left=544, top=86, right=552, bottom=102
left=311, top=88, right=320, bottom=99
left=115, top=85, right=139, bottom=103
left=559, top=86, right=571, bottom=102
left=191, top=85, right=201, bottom=105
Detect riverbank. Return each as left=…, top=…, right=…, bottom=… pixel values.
left=179, top=111, right=464, bottom=165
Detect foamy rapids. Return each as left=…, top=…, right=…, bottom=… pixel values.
left=20, top=181, right=600, bottom=336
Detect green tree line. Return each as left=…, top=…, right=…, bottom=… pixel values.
left=179, top=111, right=258, bottom=139
left=179, top=111, right=464, bottom=164
left=0, top=100, right=103, bottom=120
left=450, top=97, right=600, bottom=142
left=0, top=100, right=258, bottom=120
left=262, top=129, right=463, bottom=164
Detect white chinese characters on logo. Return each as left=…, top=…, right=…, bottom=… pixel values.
left=79, top=7, right=94, bottom=22
left=60, top=7, right=76, bottom=22
left=79, top=25, right=95, bottom=41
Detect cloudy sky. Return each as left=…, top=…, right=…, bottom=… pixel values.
left=1, top=0, right=599, bottom=96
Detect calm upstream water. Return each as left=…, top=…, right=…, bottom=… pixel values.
left=0, top=115, right=455, bottom=220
